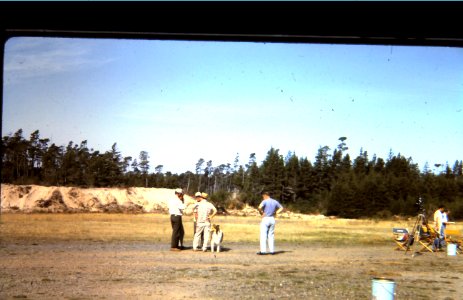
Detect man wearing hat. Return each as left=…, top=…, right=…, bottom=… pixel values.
left=169, top=188, right=185, bottom=251
left=192, top=192, right=205, bottom=248
left=193, top=191, right=217, bottom=251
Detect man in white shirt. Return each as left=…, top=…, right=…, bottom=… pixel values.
left=169, top=188, right=185, bottom=251
left=192, top=193, right=204, bottom=248
left=441, top=208, right=451, bottom=237
left=193, top=192, right=217, bottom=252
left=433, top=204, right=445, bottom=251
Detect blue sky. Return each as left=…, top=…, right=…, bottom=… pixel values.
left=2, top=37, right=462, bottom=174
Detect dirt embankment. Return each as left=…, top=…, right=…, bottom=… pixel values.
left=0, top=184, right=326, bottom=220
left=0, top=184, right=192, bottom=213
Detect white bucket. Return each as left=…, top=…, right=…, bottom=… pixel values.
left=372, top=277, right=395, bottom=300
left=447, top=243, right=457, bottom=256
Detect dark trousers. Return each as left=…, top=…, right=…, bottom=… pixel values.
left=170, top=215, right=184, bottom=248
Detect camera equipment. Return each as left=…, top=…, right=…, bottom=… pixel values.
left=416, top=196, right=426, bottom=215
left=405, top=196, right=434, bottom=256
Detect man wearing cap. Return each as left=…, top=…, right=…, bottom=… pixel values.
left=193, top=192, right=217, bottom=252
left=169, top=188, right=185, bottom=251
left=257, top=191, right=283, bottom=255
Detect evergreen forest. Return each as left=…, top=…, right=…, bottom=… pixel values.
left=2, top=129, right=463, bottom=219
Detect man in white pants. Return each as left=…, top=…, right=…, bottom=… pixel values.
left=193, top=192, right=217, bottom=252
left=257, top=191, right=283, bottom=255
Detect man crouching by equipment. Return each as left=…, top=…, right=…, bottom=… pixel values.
left=193, top=192, right=217, bottom=252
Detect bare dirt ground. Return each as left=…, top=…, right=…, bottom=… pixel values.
left=1, top=239, right=462, bottom=299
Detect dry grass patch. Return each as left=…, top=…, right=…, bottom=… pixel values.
left=1, top=213, right=461, bottom=245
left=0, top=213, right=170, bottom=242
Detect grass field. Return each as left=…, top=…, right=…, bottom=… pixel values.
left=2, top=213, right=458, bottom=245
left=1, top=213, right=462, bottom=299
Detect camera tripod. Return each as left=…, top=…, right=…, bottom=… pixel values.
left=404, top=213, right=429, bottom=256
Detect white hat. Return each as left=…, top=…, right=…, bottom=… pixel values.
left=175, top=188, right=183, bottom=194
left=195, top=192, right=202, bottom=197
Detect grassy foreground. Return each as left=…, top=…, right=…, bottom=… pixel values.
left=1, top=213, right=461, bottom=245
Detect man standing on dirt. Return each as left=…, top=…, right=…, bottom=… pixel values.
left=257, top=191, right=283, bottom=255
left=169, top=188, right=185, bottom=251
left=433, top=204, right=445, bottom=251
left=193, top=192, right=217, bottom=252
left=192, top=192, right=205, bottom=249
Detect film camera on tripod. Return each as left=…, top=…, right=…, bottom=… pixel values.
left=404, top=197, right=438, bottom=255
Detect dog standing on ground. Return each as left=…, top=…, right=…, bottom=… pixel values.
left=209, top=224, right=224, bottom=252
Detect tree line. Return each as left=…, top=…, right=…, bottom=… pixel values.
left=2, top=129, right=463, bottom=219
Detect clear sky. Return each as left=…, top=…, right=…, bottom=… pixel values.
left=2, top=36, right=462, bottom=174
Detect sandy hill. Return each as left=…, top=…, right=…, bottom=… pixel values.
left=1, top=184, right=195, bottom=213
left=1, top=184, right=326, bottom=220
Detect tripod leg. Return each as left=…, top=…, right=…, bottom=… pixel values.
left=405, top=215, right=421, bottom=255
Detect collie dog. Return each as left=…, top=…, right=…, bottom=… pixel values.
left=209, top=224, right=224, bottom=252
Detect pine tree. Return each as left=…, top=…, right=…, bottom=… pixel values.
left=260, top=147, right=285, bottom=200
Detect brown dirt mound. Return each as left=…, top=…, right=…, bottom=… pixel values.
left=1, top=184, right=326, bottom=220
left=1, top=184, right=193, bottom=213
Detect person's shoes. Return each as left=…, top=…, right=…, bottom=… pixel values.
left=256, top=251, right=266, bottom=255
left=202, top=249, right=207, bottom=252
left=269, top=252, right=275, bottom=255
left=170, top=248, right=181, bottom=251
